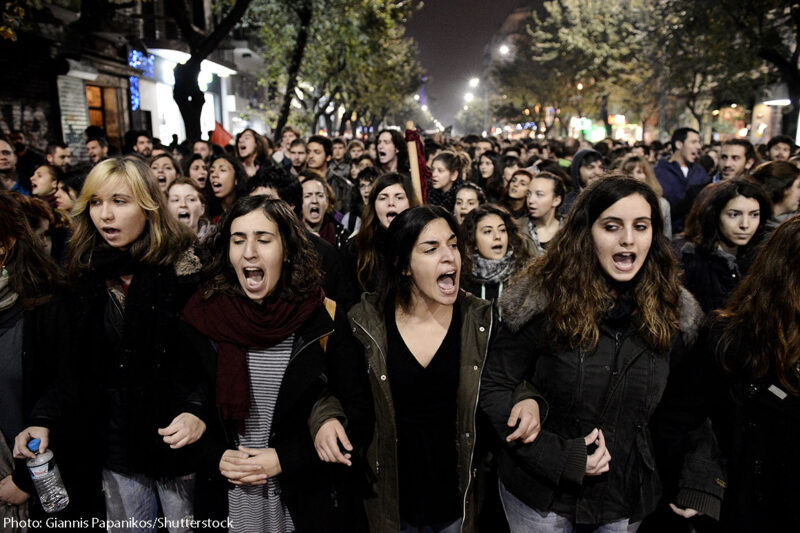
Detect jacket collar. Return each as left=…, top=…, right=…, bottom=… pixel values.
left=499, top=275, right=703, bottom=346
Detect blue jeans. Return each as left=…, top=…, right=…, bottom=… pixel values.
left=400, top=517, right=463, bottom=533
left=499, top=480, right=640, bottom=533
left=101, top=469, right=195, bottom=533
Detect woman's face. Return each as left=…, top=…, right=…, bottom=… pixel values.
left=301, top=180, right=330, bottom=230
left=89, top=179, right=147, bottom=249
left=719, top=195, right=760, bottom=249
left=210, top=159, right=237, bottom=199
left=474, top=214, right=508, bottom=260
left=350, top=161, right=360, bottom=180
left=150, top=157, right=178, bottom=193
left=377, top=132, right=397, bottom=167
left=407, top=218, right=460, bottom=306
left=503, top=164, right=519, bottom=184
left=526, top=177, right=561, bottom=219
left=188, top=159, right=208, bottom=188
left=30, top=166, right=56, bottom=197
left=168, top=183, right=204, bottom=232
left=359, top=179, right=373, bottom=205
left=54, top=181, right=76, bottom=212
left=479, top=155, right=494, bottom=179
left=454, top=188, right=480, bottom=224
left=33, top=218, right=52, bottom=255
left=777, top=177, right=800, bottom=214
left=228, top=210, right=284, bottom=304
left=367, top=142, right=377, bottom=160
left=508, top=173, right=531, bottom=200
left=374, top=183, right=410, bottom=228
left=238, top=131, right=257, bottom=159
left=630, top=165, right=647, bottom=182
left=431, top=160, right=457, bottom=191
left=591, top=193, right=652, bottom=283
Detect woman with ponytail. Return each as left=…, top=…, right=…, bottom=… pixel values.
left=428, top=150, right=470, bottom=212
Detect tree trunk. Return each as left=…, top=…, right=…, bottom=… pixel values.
left=274, top=0, right=313, bottom=143
left=782, top=81, right=800, bottom=137
left=173, top=60, right=206, bottom=141
left=600, top=94, right=611, bottom=138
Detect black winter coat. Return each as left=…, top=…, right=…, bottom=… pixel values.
left=652, top=319, right=800, bottom=531
left=189, top=299, right=368, bottom=532
left=480, top=280, right=705, bottom=525
left=30, top=249, right=212, bottom=480
left=680, top=243, right=742, bottom=313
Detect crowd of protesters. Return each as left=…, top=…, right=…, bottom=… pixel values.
left=0, top=122, right=799, bottom=533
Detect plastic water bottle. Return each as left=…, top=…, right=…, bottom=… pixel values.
left=26, top=438, right=69, bottom=513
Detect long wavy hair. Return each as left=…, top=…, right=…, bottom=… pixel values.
left=356, top=172, right=419, bottom=290
left=67, top=157, right=195, bottom=278
left=202, top=196, right=322, bottom=302
left=460, top=204, right=532, bottom=286
left=0, top=192, right=63, bottom=308
left=715, top=215, right=800, bottom=393
left=516, top=175, right=681, bottom=352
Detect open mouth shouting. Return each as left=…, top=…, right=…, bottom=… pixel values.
left=176, top=209, right=192, bottom=223
left=242, top=266, right=265, bottom=292
left=612, top=251, right=636, bottom=272
left=437, top=270, right=458, bottom=296
left=101, top=226, right=121, bottom=241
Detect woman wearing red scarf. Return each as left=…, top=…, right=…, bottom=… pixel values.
left=182, top=196, right=366, bottom=532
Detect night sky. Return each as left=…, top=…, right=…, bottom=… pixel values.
left=405, top=0, right=528, bottom=127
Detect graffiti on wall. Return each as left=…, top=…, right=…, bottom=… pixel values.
left=0, top=100, right=52, bottom=151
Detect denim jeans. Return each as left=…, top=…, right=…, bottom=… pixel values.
left=101, top=469, right=195, bottom=533
left=499, top=480, right=640, bottom=533
left=400, top=517, right=463, bottom=533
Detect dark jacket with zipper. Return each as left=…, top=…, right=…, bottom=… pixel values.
left=29, top=249, right=212, bottom=481
left=345, top=291, right=494, bottom=532
left=480, top=277, right=712, bottom=525
left=190, top=299, right=368, bottom=532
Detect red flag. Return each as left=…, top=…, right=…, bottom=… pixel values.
left=210, top=122, right=233, bottom=146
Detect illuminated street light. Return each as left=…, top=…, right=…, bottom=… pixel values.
left=421, top=104, right=428, bottom=112
left=499, top=44, right=510, bottom=55
left=463, top=105, right=469, bottom=111
left=577, top=82, right=583, bottom=91
left=464, top=92, right=474, bottom=102
left=469, top=77, right=479, bottom=88
left=413, top=94, right=420, bottom=101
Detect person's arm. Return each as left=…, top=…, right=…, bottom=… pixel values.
left=480, top=322, right=593, bottom=486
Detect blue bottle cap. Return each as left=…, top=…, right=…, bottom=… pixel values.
left=27, top=439, right=41, bottom=453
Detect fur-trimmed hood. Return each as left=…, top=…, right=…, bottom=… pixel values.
left=174, top=247, right=202, bottom=277
left=498, top=274, right=703, bottom=346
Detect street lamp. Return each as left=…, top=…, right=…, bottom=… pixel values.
left=469, top=77, right=479, bottom=88
left=464, top=92, right=474, bottom=103
left=499, top=44, right=510, bottom=56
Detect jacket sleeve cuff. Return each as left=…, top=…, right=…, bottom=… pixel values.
left=11, top=461, right=35, bottom=496
left=561, top=437, right=587, bottom=485
left=675, top=488, right=721, bottom=521
left=511, top=380, right=549, bottom=423
left=308, top=392, right=347, bottom=440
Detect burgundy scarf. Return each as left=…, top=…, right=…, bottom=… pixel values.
left=181, top=288, right=325, bottom=426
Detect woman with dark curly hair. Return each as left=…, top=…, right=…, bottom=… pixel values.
left=481, top=176, right=713, bottom=531
left=460, top=204, right=532, bottom=312
left=181, top=196, right=364, bottom=532
left=236, top=128, right=270, bottom=178
left=206, top=154, right=249, bottom=223
left=680, top=178, right=771, bottom=313
left=473, top=150, right=504, bottom=203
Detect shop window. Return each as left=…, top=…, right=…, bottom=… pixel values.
left=86, top=85, right=105, bottom=130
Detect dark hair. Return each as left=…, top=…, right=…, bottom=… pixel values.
left=767, top=135, right=795, bottom=152
left=149, top=152, right=183, bottom=177
left=235, top=128, right=269, bottom=164
left=204, top=154, right=249, bottom=220
left=751, top=160, right=800, bottom=205
left=46, top=141, right=69, bottom=156
left=684, top=178, right=772, bottom=254
left=579, top=151, right=604, bottom=168
left=670, top=127, right=699, bottom=150
left=532, top=170, right=567, bottom=201
left=289, top=138, right=307, bottom=150
left=183, top=153, right=207, bottom=176
left=86, top=137, right=108, bottom=149
left=517, top=175, right=681, bottom=352
left=331, top=137, right=346, bottom=147
left=356, top=172, right=420, bottom=290
left=308, top=135, right=333, bottom=158
left=716, top=215, right=800, bottom=393
left=461, top=204, right=531, bottom=287
left=202, top=196, right=322, bottom=302
left=381, top=205, right=461, bottom=311
left=376, top=129, right=409, bottom=172
left=456, top=181, right=487, bottom=205
left=300, top=173, right=336, bottom=216
left=57, top=163, right=91, bottom=198
left=722, top=138, right=758, bottom=167
left=478, top=150, right=505, bottom=199
left=0, top=192, right=63, bottom=308
left=432, top=150, right=470, bottom=181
